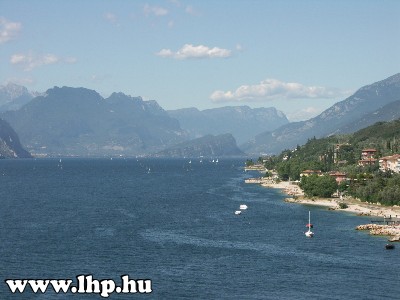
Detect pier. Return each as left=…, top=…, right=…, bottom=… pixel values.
left=370, top=216, right=400, bottom=225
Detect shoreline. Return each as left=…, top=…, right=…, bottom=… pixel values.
left=247, top=178, right=400, bottom=239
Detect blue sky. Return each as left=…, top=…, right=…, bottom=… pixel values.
left=1, top=0, right=399, bottom=121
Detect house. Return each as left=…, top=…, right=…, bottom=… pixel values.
left=300, top=170, right=323, bottom=177
left=379, top=154, right=400, bottom=173
left=358, top=158, right=377, bottom=167
left=361, top=149, right=377, bottom=160
left=329, top=171, right=347, bottom=184
left=358, top=148, right=377, bottom=167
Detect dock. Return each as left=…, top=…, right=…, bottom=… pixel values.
left=370, top=216, right=400, bottom=225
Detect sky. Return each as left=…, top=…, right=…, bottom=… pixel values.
left=0, top=0, right=399, bottom=121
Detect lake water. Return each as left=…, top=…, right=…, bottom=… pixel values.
left=0, top=158, right=399, bottom=299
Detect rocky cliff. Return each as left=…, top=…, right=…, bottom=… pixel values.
left=0, top=119, right=31, bottom=158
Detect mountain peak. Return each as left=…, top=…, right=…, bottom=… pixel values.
left=45, top=86, right=102, bottom=99
left=108, top=92, right=143, bottom=101
left=0, top=83, right=40, bottom=111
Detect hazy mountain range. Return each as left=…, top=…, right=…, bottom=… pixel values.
left=0, top=85, right=286, bottom=157
left=1, top=87, right=188, bottom=156
left=242, top=73, right=400, bottom=155
left=0, top=73, right=399, bottom=158
left=168, top=106, right=288, bottom=144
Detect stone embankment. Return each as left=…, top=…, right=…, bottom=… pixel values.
left=356, top=224, right=400, bottom=240
left=244, top=177, right=270, bottom=184
left=244, top=164, right=266, bottom=172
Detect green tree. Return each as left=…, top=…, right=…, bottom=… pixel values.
left=300, top=174, right=338, bottom=198
left=245, top=159, right=254, bottom=167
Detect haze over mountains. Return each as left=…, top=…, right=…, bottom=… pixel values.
left=0, top=73, right=399, bottom=158
left=0, top=83, right=40, bottom=112
left=242, top=73, right=400, bottom=155
left=1, top=87, right=188, bottom=156
left=168, top=106, right=288, bottom=145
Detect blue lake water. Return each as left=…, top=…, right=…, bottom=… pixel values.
left=0, top=158, right=399, bottom=299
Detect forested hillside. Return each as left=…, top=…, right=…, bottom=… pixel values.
left=262, top=119, right=400, bottom=205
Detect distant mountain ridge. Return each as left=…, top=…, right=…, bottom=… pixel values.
left=337, top=99, right=400, bottom=134
left=3, top=73, right=400, bottom=158
left=242, top=73, right=400, bottom=155
left=168, top=106, right=289, bottom=144
left=154, top=133, right=245, bottom=158
left=2, top=86, right=188, bottom=156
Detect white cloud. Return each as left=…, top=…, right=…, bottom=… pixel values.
left=10, top=53, right=77, bottom=71
left=0, top=17, right=22, bottom=44
left=143, top=4, right=168, bottom=17
left=210, top=79, right=348, bottom=102
left=156, top=44, right=232, bottom=59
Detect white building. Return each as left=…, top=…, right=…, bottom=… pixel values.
left=379, top=154, right=400, bottom=173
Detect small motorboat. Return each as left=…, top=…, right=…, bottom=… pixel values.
left=385, top=244, right=395, bottom=250
left=240, top=204, right=248, bottom=210
left=234, top=210, right=242, bottom=215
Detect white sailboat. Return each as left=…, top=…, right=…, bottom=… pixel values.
left=305, top=211, right=314, bottom=237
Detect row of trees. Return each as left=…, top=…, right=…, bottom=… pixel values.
left=346, top=171, right=400, bottom=206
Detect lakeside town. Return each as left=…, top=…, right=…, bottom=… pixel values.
left=244, top=145, right=400, bottom=242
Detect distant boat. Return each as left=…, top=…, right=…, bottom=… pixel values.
left=235, top=210, right=242, bottom=215
left=385, top=244, right=395, bottom=250
left=305, top=211, right=314, bottom=237
left=189, top=160, right=191, bottom=164
left=216, top=159, right=219, bottom=163
left=240, top=204, right=248, bottom=210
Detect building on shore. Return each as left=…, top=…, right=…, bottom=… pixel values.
left=329, top=171, right=347, bottom=183
left=379, top=154, right=400, bottom=173
left=358, top=148, right=378, bottom=167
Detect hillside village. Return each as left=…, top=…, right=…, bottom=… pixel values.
left=246, top=119, right=400, bottom=207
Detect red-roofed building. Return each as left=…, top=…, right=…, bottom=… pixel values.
left=329, top=171, right=347, bottom=183
left=361, top=149, right=377, bottom=160
left=359, top=149, right=377, bottom=167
